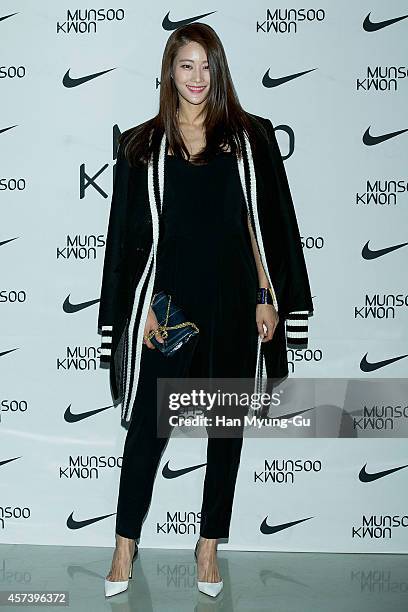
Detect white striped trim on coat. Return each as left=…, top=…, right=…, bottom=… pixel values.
left=120, top=134, right=166, bottom=422
left=236, top=131, right=279, bottom=401
left=237, top=133, right=310, bottom=351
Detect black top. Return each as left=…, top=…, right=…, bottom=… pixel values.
left=152, top=150, right=259, bottom=378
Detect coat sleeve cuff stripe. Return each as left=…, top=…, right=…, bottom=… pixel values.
left=285, top=311, right=309, bottom=344
left=101, top=324, right=112, bottom=345
left=286, top=329, right=308, bottom=339
left=286, top=335, right=308, bottom=345
left=100, top=323, right=113, bottom=359
left=287, top=310, right=308, bottom=317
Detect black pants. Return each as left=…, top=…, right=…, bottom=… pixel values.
left=115, top=339, right=245, bottom=540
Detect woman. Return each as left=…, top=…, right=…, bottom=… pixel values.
left=99, top=23, right=313, bottom=598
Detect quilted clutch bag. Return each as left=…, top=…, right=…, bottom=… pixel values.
left=146, top=291, right=199, bottom=356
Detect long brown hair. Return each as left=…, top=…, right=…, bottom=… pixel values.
left=121, top=22, right=263, bottom=166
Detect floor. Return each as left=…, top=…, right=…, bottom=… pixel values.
left=1, top=544, right=407, bottom=611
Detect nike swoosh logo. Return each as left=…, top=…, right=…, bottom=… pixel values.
left=260, top=516, right=313, bottom=535
left=359, top=462, right=408, bottom=482
left=362, top=240, right=408, bottom=260
left=0, top=12, right=18, bottom=23
left=63, top=295, right=100, bottom=313
left=162, top=11, right=216, bottom=30
left=262, top=68, right=316, bottom=88
left=273, top=407, right=315, bottom=420
left=0, top=125, right=17, bottom=135
left=0, top=457, right=21, bottom=468
left=0, top=237, right=18, bottom=248
left=66, top=511, right=115, bottom=530
left=360, top=352, right=408, bottom=372
left=162, top=460, right=206, bottom=479
left=363, top=12, right=408, bottom=32
left=0, top=348, right=18, bottom=358
left=62, top=68, right=116, bottom=88
left=64, top=404, right=111, bottom=423
left=363, top=126, right=408, bottom=146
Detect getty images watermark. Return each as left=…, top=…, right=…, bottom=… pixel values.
left=166, top=386, right=302, bottom=429
left=154, top=377, right=408, bottom=438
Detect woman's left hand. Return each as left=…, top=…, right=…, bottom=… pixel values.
left=256, top=304, right=279, bottom=342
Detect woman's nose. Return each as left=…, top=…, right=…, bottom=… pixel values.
left=192, top=67, right=205, bottom=82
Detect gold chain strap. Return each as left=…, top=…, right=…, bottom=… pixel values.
left=146, top=293, right=199, bottom=341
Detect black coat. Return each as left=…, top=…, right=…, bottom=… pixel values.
left=97, top=112, right=314, bottom=423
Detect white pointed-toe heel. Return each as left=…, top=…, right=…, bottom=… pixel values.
left=104, top=545, right=138, bottom=598
left=194, top=538, right=224, bottom=598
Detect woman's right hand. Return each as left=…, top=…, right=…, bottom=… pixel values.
left=143, top=307, right=165, bottom=349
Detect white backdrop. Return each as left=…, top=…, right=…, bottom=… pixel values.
left=1, top=1, right=407, bottom=552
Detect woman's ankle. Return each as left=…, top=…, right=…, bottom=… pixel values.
left=199, top=536, right=218, bottom=548
left=197, top=537, right=219, bottom=559
left=115, top=533, right=137, bottom=550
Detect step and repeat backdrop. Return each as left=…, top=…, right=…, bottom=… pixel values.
left=1, top=1, right=407, bottom=552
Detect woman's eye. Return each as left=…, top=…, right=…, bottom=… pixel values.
left=180, top=64, right=209, bottom=69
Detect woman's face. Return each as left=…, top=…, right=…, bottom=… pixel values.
left=172, top=41, right=210, bottom=107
